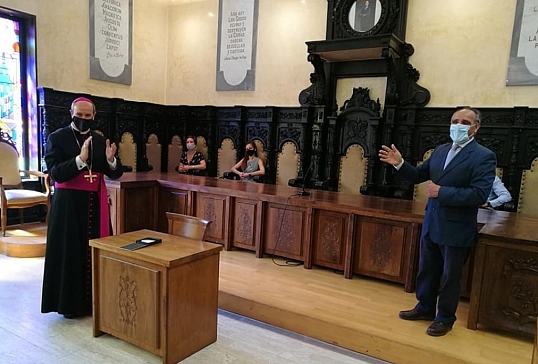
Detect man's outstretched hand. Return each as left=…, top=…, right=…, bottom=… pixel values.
left=379, top=144, right=403, bottom=166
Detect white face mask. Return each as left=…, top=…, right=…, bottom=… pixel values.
left=450, top=124, right=471, bottom=145
left=186, top=143, right=196, bottom=151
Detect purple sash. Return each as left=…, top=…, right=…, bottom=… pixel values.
left=55, top=172, right=110, bottom=238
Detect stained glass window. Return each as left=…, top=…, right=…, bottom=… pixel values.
left=0, top=17, right=22, bottom=161
left=0, top=9, right=38, bottom=173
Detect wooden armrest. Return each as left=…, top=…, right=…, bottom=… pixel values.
left=20, top=170, right=48, bottom=178
left=19, top=170, right=51, bottom=195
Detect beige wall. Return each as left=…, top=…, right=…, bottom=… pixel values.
left=1, top=0, right=168, bottom=104
left=407, top=0, right=538, bottom=107
left=2, top=0, right=537, bottom=108
left=1, top=0, right=36, bottom=14
left=165, top=0, right=326, bottom=106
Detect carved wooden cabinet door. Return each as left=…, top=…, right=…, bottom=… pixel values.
left=312, top=210, right=349, bottom=271
left=353, top=216, right=420, bottom=292
left=263, top=203, right=309, bottom=262
left=476, top=244, right=538, bottom=337
left=157, top=188, right=191, bottom=233
left=123, top=185, right=158, bottom=233
left=195, top=193, right=230, bottom=246
left=232, top=198, right=262, bottom=252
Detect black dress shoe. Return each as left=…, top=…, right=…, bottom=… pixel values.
left=62, top=311, right=91, bottom=319
left=426, top=321, right=452, bottom=337
left=399, top=308, right=435, bottom=321
left=63, top=313, right=80, bottom=319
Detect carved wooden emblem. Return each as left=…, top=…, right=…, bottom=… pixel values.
left=238, top=207, right=253, bottom=243
left=320, top=218, right=340, bottom=262
left=118, top=275, right=137, bottom=325
left=372, top=228, right=391, bottom=267
left=204, top=201, right=217, bottom=236
left=501, top=258, right=538, bottom=326
left=276, top=209, right=293, bottom=250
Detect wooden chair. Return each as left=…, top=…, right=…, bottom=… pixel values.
left=276, top=141, right=300, bottom=186
left=518, top=157, right=538, bottom=216
left=166, top=212, right=210, bottom=240
left=0, top=133, right=50, bottom=236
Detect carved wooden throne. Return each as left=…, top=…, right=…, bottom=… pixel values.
left=298, top=0, right=430, bottom=193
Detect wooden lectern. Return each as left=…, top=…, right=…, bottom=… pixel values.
left=90, top=229, right=222, bottom=364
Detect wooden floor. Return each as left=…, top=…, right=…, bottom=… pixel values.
left=0, top=222, right=47, bottom=257
left=2, top=223, right=533, bottom=363
left=218, top=249, right=534, bottom=364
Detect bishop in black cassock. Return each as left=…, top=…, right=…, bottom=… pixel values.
left=41, top=98, right=123, bottom=318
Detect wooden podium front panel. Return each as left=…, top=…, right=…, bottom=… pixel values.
left=475, top=244, right=537, bottom=337
left=353, top=217, right=416, bottom=286
left=98, top=254, right=161, bottom=352
left=231, top=198, right=260, bottom=251
left=312, top=210, right=348, bottom=270
left=157, top=188, right=191, bottom=233
left=196, top=193, right=229, bottom=246
left=263, top=203, right=307, bottom=261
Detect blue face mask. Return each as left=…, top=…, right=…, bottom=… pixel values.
left=450, top=124, right=471, bottom=145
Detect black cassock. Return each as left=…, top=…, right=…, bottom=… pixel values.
left=41, top=126, right=123, bottom=316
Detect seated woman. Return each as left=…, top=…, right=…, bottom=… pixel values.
left=177, top=135, right=207, bottom=175
left=231, top=141, right=265, bottom=182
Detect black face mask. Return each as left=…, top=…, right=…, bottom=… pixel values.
left=246, top=149, right=256, bottom=156
left=73, top=116, right=92, bottom=132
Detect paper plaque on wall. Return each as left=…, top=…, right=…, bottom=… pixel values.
left=89, top=0, right=133, bottom=85
left=216, top=0, right=259, bottom=91
left=507, top=0, right=538, bottom=85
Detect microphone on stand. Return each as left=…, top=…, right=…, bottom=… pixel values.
left=297, top=162, right=312, bottom=197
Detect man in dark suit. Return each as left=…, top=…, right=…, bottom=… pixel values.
left=379, top=107, right=496, bottom=336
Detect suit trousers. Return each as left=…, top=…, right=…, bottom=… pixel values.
left=414, top=234, right=471, bottom=327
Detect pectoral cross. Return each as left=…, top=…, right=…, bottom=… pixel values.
left=84, top=170, right=97, bottom=183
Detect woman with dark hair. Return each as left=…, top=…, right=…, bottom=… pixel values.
left=177, top=135, right=206, bottom=175
left=231, top=140, right=265, bottom=182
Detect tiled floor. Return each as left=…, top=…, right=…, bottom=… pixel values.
left=0, top=253, right=387, bottom=364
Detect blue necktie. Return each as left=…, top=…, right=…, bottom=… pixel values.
left=444, top=144, right=459, bottom=169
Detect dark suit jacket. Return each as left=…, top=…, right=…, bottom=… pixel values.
left=398, top=140, right=496, bottom=247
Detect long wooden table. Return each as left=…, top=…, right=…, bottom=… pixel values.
left=105, top=173, right=538, bottom=339
left=90, top=229, right=222, bottom=364
left=106, top=173, right=429, bottom=292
